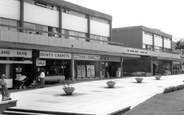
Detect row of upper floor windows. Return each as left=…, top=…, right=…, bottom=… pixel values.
left=24, top=0, right=109, bottom=24
left=143, top=43, right=174, bottom=53
left=0, top=17, right=109, bottom=44
left=143, top=31, right=171, bottom=41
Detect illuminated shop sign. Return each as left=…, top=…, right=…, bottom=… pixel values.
left=0, top=49, right=32, bottom=58
left=101, top=56, right=120, bottom=62
left=74, top=54, right=100, bottom=61
left=40, top=51, right=71, bottom=59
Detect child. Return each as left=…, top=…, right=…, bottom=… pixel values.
left=0, top=74, right=11, bottom=101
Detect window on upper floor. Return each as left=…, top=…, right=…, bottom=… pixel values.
left=154, top=46, right=162, bottom=52
left=90, top=34, right=109, bottom=44
left=62, top=9, right=86, bottom=18
left=0, top=17, right=19, bottom=32
left=25, top=0, right=59, bottom=11
left=142, top=44, right=153, bottom=51
left=154, top=34, right=162, bottom=38
left=90, top=16, right=109, bottom=24
left=24, top=22, right=60, bottom=37
left=163, top=48, right=171, bottom=53
left=143, top=31, right=152, bottom=36
left=68, top=30, right=87, bottom=41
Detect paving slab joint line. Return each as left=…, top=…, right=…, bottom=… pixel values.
left=107, top=106, right=131, bottom=115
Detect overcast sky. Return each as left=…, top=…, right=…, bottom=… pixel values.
left=64, top=0, right=184, bottom=41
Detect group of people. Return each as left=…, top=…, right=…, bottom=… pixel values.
left=0, top=68, right=45, bottom=101
left=29, top=68, right=45, bottom=88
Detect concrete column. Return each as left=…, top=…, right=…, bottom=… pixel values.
left=59, top=6, right=62, bottom=37
left=120, top=57, right=123, bottom=77
left=20, top=0, right=24, bottom=32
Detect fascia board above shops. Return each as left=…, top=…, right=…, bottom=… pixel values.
left=120, top=47, right=181, bottom=60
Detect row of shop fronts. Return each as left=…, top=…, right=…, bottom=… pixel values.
left=0, top=48, right=182, bottom=89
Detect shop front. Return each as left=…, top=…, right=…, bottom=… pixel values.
left=74, top=54, right=100, bottom=79
left=101, top=56, right=121, bottom=78
left=0, top=48, right=32, bottom=88
left=39, top=51, right=71, bottom=81
left=173, top=61, right=181, bottom=74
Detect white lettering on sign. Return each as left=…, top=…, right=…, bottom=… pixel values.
left=40, top=51, right=71, bottom=59
left=0, top=49, right=31, bottom=58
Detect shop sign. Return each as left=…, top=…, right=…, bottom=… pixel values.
left=101, top=56, right=120, bottom=62
left=74, top=54, right=100, bottom=61
left=0, top=49, right=32, bottom=58
left=36, top=60, right=46, bottom=66
left=127, top=49, right=148, bottom=55
left=40, top=51, right=71, bottom=59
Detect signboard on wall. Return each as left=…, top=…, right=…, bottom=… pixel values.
left=40, top=51, right=71, bottom=59
left=101, top=56, right=120, bottom=62
left=0, top=49, right=32, bottom=58
left=74, top=54, right=100, bottom=61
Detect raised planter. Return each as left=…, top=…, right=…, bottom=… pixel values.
left=106, top=81, right=116, bottom=88
left=135, top=77, right=143, bottom=83
left=0, top=100, right=17, bottom=113
left=63, top=87, right=75, bottom=95
left=155, top=75, right=162, bottom=80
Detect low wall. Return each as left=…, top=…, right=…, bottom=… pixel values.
left=0, top=100, right=18, bottom=113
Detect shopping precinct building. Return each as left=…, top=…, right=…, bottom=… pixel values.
left=0, top=0, right=181, bottom=88
left=112, top=26, right=181, bottom=76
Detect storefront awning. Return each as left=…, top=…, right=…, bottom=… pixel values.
left=0, top=60, right=32, bottom=64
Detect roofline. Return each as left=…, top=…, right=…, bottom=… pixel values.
left=113, top=25, right=172, bottom=38
left=37, top=0, right=112, bottom=21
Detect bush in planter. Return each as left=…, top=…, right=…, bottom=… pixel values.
left=106, top=80, right=116, bottom=88
left=62, top=79, right=75, bottom=95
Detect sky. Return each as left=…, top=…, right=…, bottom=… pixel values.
left=64, top=0, right=184, bottom=41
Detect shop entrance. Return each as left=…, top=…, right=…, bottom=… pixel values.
left=101, top=62, right=120, bottom=78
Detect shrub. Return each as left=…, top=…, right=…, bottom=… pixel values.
left=163, top=84, right=184, bottom=94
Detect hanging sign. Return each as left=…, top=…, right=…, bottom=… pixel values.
left=36, top=60, right=46, bottom=66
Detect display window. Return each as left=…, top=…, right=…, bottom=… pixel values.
left=44, top=59, right=71, bottom=79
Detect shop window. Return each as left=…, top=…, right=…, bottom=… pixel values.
left=0, top=18, right=18, bottom=32
left=44, top=60, right=70, bottom=77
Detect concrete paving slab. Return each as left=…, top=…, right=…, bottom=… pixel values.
left=3, top=74, right=184, bottom=115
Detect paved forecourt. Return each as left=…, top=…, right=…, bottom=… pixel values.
left=5, top=74, right=184, bottom=115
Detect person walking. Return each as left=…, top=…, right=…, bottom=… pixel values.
left=0, top=74, right=11, bottom=101
left=38, top=68, right=45, bottom=88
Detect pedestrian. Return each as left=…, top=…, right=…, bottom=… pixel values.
left=38, top=68, right=45, bottom=88
left=0, top=74, right=11, bottom=101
